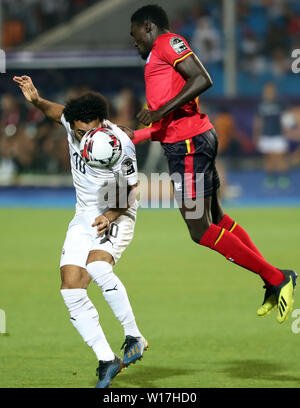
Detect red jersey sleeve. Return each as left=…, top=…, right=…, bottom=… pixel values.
left=155, top=34, right=194, bottom=68
left=133, top=128, right=152, bottom=145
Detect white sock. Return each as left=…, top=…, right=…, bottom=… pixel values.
left=86, top=261, right=142, bottom=338
left=60, top=288, right=115, bottom=361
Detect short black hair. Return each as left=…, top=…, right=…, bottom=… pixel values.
left=63, top=92, right=109, bottom=124
left=131, top=4, right=169, bottom=30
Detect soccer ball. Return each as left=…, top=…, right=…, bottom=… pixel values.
left=80, top=127, right=122, bottom=168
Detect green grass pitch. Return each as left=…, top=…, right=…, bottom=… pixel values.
left=1, top=207, right=300, bottom=388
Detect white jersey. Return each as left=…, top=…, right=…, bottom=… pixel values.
left=61, top=114, right=138, bottom=217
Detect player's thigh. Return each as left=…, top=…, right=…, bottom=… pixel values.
left=60, top=264, right=91, bottom=289
left=164, top=129, right=220, bottom=202
left=60, top=216, right=93, bottom=287
left=60, top=218, right=93, bottom=269
left=90, top=215, right=136, bottom=265
left=179, top=195, right=213, bottom=242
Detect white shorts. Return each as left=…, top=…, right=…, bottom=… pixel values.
left=258, top=136, right=289, bottom=154
left=60, top=211, right=136, bottom=269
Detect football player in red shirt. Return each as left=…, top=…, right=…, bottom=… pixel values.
left=126, top=5, right=296, bottom=323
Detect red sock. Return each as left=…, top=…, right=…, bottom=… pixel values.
left=218, top=214, right=271, bottom=287
left=218, top=214, right=264, bottom=259
left=200, top=224, right=284, bottom=286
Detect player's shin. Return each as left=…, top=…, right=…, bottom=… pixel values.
left=86, top=261, right=142, bottom=338
left=217, top=214, right=271, bottom=288
left=60, top=288, right=114, bottom=361
left=217, top=214, right=264, bottom=259
left=199, top=224, right=285, bottom=286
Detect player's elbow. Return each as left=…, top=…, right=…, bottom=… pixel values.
left=203, top=74, right=213, bottom=90
left=195, top=74, right=213, bottom=94
left=207, top=76, right=213, bottom=88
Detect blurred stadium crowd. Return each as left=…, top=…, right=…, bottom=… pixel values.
left=172, top=0, right=300, bottom=77
left=2, top=0, right=100, bottom=48
left=0, top=86, right=145, bottom=183
left=1, top=83, right=300, bottom=186
left=1, top=0, right=300, bottom=186
left=4, top=0, right=300, bottom=76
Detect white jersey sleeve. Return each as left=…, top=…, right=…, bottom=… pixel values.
left=119, top=144, right=138, bottom=187
left=61, top=114, right=74, bottom=143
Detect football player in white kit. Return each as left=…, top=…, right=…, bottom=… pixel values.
left=13, top=75, right=148, bottom=388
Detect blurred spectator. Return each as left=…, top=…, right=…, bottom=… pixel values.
left=190, top=16, right=222, bottom=64
left=0, top=94, right=21, bottom=183
left=1, top=93, right=24, bottom=129
left=253, top=82, right=290, bottom=188
left=0, top=94, right=28, bottom=174
left=111, top=88, right=139, bottom=129
left=13, top=125, right=37, bottom=172
left=213, top=108, right=253, bottom=199
left=37, top=0, right=68, bottom=31
left=282, top=106, right=300, bottom=167
left=288, top=11, right=300, bottom=37
left=240, top=30, right=261, bottom=58
left=269, top=48, right=291, bottom=76
left=171, top=3, right=207, bottom=43
left=0, top=132, right=18, bottom=184
left=32, top=120, right=69, bottom=173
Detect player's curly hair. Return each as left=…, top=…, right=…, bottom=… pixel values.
left=63, top=92, right=109, bottom=124
left=131, top=4, right=170, bottom=30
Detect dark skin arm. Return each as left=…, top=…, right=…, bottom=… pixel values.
left=137, top=54, right=213, bottom=126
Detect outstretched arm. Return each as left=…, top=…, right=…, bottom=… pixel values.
left=118, top=125, right=152, bottom=145
left=13, top=75, right=64, bottom=124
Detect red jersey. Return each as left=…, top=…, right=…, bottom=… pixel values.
left=142, top=32, right=213, bottom=143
